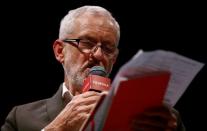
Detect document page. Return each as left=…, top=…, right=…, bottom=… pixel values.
left=113, top=49, right=204, bottom=106
left=84, top=49, right=204, bottom=130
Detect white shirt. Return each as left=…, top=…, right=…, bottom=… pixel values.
left=62, top=82, right=73, bottom=98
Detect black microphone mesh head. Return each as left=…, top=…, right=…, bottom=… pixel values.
left=89, top=66, right=107, bottom=77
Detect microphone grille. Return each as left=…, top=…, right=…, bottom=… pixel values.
left=89, top=66, right=107, bottom=77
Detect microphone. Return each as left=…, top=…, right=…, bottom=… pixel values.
left=82, top=66, right=111, bottom=92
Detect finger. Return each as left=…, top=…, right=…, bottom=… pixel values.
left=76, top=103, right=97, bottom=113
left=74, top=112, right=90, bottom=122
left=81, top=91, right=102, bottom=98
left=141, top=111, right=173, bottom=121
left=72, top=91, right=100, bottom=100
left=132, top=118, right=176, bottom=131
left=141, top=106, right=175, bottom=120
left=167, top=118, right=177, bottom=129
left=132, top=108, right=178, bottom=130
left=69, top=94, right=101, bottom=108
left=80, top=95, right=102, bottom=105
left=143, top=105, right=170, bottom=114
left=132, top=125, right=163, bottom=131
left=63, top=103, right=96, bottom=121
left=132, top=116, right=167, bottom=129
left=100, top=91, right=109, bottom=95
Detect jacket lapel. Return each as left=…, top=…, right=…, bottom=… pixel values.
left=46, top=84, right=64, bottom=121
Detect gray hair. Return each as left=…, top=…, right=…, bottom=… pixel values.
left=59, top=5, right=120, bottom=45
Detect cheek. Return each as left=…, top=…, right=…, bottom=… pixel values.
left=65, top=51, right=75, bottom=64
left=64, top=49, right=85, bottom=69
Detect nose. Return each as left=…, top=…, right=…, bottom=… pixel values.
left=90, top=45, right=104, bottom=61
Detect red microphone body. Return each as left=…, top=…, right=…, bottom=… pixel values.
left=82, top=66, right=111, bottom=92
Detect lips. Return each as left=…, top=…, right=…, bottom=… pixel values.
left=81, top=62, right=95, bottom=75
left=85, top=64, right=97, bottom=74
left=82, top=60, right=107, bottom=77
left=83, top=63, right=104, bottom=75
left=87, top=62, right=95, bottom=68
left=84, top=61, right=99, bottom=69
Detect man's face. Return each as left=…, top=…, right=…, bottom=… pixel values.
left=62, top=14, right=118, bottom=90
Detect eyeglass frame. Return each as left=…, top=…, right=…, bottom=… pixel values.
left=62, top=38, right=118, bottom=58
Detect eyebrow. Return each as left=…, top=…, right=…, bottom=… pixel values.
left=78, top=34, right=117, bottom=47
left=78, top=34, right=94, bottom=39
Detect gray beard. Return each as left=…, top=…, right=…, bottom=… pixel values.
left=70, top=71, right=84, bottom=89
left=64, top=67, right=86, bottom=90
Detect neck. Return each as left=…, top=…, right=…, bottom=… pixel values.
left=64, top=78, right=82, bottom=96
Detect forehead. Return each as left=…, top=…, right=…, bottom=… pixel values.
left=78, top=13, right=115, bottom=28
left=70, top=13, right=118, bottom=44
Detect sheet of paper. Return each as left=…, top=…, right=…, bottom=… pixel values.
left=113, top=49, right=204, bottom=106
left=85, top=49, right=204, bottom=130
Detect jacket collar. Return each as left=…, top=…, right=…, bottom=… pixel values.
left=46, top=84, right=65, bottom=121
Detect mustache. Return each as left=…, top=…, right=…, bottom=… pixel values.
left=81, top=60, right=106, bottom=73
left=82, top=61, right=98, bottom=70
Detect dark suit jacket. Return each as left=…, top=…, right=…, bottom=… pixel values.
left=2, top=85, right=185, bottom=131
left=1, top=85, right=66, bottom=131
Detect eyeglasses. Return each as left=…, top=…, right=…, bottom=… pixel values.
left=62, top=38, right=118, bottom=58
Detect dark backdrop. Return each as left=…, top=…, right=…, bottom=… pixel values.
left=0, top=1, right=206, bottom=130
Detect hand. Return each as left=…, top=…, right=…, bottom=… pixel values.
left=131, top=104, right=177, bottom=131
left=44, top=91, right=105, bottom=131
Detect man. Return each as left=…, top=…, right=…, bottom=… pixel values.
left=1, top=5, right=185, bottom=131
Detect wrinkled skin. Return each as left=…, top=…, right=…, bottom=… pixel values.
left=45, top=91, right=106, bottom=131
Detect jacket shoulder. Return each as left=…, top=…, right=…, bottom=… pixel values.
left=1, top=98, right=50, bottom=131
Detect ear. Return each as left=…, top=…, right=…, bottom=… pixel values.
left=53, top=39, right=65, bottom=63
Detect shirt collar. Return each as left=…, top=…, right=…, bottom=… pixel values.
left=62, top=83, right=73, bottom=98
